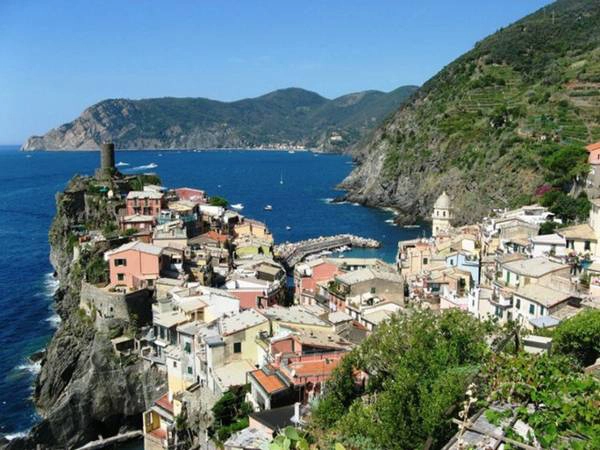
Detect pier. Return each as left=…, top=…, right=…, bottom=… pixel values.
left=274, top=234, right=380, bottom=268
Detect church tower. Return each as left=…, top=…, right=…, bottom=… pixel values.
left=432, top=191, right=453, bottom=237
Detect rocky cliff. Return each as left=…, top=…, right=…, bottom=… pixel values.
left=342, top=0, right=600, bottom=224
left=4, top=177, right=165, bottom=449
left=22, top=86, right=417, bottom=152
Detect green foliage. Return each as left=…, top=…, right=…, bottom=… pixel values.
left=541, top=190, right=591, bottom=223
left=267, top=427, right=320, bottom=450
left=483, top=352, right=600, bottom=449
left=123, top=228, right=138, bottom=236
left=211, top=385, right=252, bottom=443
left=311, top=309, right=492, bottom=450
left=541, top=143, right=589, bottom=187
left=129, top=174, right=162, bottom=191
left=34, top=86, right=418, bottom=151
left=83, top=252, right=109, bottom=285
left=209, top=196, right=229, bottom=207
left=553, top=309, right=600, bottom=366
left=538, top=220, right=558, bottom=235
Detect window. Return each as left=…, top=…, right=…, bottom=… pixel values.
left=585, top=240, right=591, bottom=251
left=567, top=240, right=574, bottom=249
left=423, top=257, right=428, bottom=265
left=117, top=273, right=125, bottom=281
left=184, top=342, right=191, bottom=353
left=529, top=304, right=535, bottom=315
left=173, top=361, right=177, bottom=368
left=187, top=366, right=193, bottom=375
left=233, top=342, right=242, bottom=353
left=115, top=258, right=127, bottom=267
left=443, top=211, right=446, bottom=217
left=370, top=287, right=376, bottom=294
left=515, top=298, right=520, bottom=309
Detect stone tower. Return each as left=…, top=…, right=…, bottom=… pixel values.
left=432, top=191, right=453, bottom=237
left=97, top=142, right=115, bottom=178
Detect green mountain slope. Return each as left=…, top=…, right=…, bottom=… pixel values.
left=22, top=86, right=417, bottom=151
left=342, top=0, right=600, bottom=223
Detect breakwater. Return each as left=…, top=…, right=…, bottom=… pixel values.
left=275, top=234, right=381, bottom=268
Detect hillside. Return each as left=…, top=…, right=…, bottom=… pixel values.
left=21, top=86, right=417, bottom=152
left=342, top=0, right=600, bottom=224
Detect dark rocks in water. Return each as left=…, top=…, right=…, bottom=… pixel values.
left=29, top=350, right=46, bottom=364
left=2, top=176, right=167, bottom=450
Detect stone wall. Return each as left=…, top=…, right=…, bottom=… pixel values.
left=80, top=282, right=153, bottom=330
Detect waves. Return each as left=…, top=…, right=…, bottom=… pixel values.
left=125, top=163, right=158, bottom=172
left=115, top=161, right=130, bottom=167
left=4, top=431, right=28, bottom=440
left=15, top=360, right=41, bottom=376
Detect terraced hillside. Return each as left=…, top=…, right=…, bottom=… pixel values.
left=343, top=0, right=600, bottom=224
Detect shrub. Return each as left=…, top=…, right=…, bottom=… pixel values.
left=553, top=309, right=600, bottom=366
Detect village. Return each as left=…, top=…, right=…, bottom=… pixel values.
left=68, top=143, right=600, bottom=450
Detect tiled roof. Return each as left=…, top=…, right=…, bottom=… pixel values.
left=557, top=223, right=596, bottom=240
left=249, top=369, right=287, bottom=394
left=105, top=240, right=163, bottom=257
left=586, top=141, right=600, bottom=152
left=126, top=190, right=163, bottom=199
left=155, top=393, right=173, bottom=413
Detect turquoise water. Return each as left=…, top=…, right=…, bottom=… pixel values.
left=0, top=147, right=429, bottom=438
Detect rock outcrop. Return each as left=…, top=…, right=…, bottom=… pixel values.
left=4, top=177, right=165, bottom=449
left=342, top=0, right=600, bottom=224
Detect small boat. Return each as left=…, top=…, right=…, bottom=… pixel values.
left=403, top=224, right=420, bottom=229
left=288, top=150, right=296, bottom=154
left=286, top=226, right=292, bottom=230
left=231, top=203, right=244, bottom=210
left=280, top=172, right=284, bottom=185
left=264, top=205, right=273, bottom=211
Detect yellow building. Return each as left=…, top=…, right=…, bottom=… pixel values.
left=234, top=219, right=274, bottom=243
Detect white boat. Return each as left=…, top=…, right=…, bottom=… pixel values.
left=288, top=150, right=296, bottom=154
left=403, top=224, right=420, bottom=229
left=286, top=225, right=292, bottom=230
left=280, top=172, right=284, bottom=185
left=264, top=205, right=273, bottom=211
left=231, top=203, right=244, bottom=210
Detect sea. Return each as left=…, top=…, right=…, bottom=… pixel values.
left=0, top=146, right=429, bottom=440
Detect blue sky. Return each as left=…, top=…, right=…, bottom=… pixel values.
left=0, top=0, right=552, bottom=144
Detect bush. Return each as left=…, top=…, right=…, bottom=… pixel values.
left=209, top=196, right=228, bottom=207
left=311, top=309, right=492, bottom=450
left=553, top=309, right=600, bottom=366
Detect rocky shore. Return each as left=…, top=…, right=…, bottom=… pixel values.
left=2, top=177, right=165, bottom=450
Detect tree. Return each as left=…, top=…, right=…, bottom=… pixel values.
left=209, top=196, right=228, bottom=207
left=311, top=309, right=492, bottom=450
left=553, top=309, right=600, bottom=366
left=538, top=220, right=557, bottom=235
left=210, top=385, right=252, bottom=443
left=542, top=143, right=589, bottom=188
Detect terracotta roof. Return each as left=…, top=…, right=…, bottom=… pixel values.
left=286, top=357, right=341, bottom=378
left=586, top=141, right=600, bottom=152
left=249, top=369, right=287, bottom=394
left=155, top=393, right=173, bottom=413
left=202, top=231, right=229, bottom=243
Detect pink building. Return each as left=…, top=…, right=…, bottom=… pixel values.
left=294, top=260, right=340, bottom=304
left=105, top=241, right=164, bottom=290
left=126, top=191, right=165, bottom=217
left=586, top=141, right=600, bottom=165
left=175, top=187, right=207, bottom=204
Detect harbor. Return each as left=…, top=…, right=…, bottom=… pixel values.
left=274, top=234, right=381, bottom=268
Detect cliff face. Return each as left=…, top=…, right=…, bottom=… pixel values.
left=21, top=87, right=417, bottom=152
left=342, top=0, right=600, bottom=224
left=4, top=177, right=165, bottom=450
